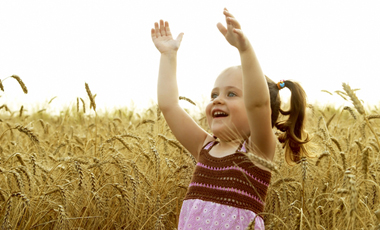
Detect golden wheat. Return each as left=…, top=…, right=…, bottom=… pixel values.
left=11, top=75, right=28, bottom=94
left=179, top=96, right=196, bottom=106
left=0, top=79, right=4, bottom=91
left=85, top=82, right=96, bottom=111
left=0, top=86, right=379, bottom=229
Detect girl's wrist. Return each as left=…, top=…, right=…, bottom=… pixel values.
left=238, top=40, right=252, bottom=54
left=161, top=50, right=178, bottom=58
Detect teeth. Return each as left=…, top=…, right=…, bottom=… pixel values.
left=213, top=111, right=228, bottom=117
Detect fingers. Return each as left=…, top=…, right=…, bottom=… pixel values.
left=223, top=9, right=236, bottom=22
left=165, top=21, right=171, bottom=36
left=151, top=28, right=156, bottom=39
left=227, top=17, right=241, bottom=30
left=176, top=32, right=184, bottom=43
left=224, top=9, right=241, bottom=28
left=160, top=20, right=166, bottom=36
left=152, top=20, right=171, bottom=38
left=233, top=28, right=244, bottom=38
left=216, top=22, right=227, bottom=36
left=153, top=22, right=160, bottom=38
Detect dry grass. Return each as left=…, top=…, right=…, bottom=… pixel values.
left=0, top=86, right=379, bottom=229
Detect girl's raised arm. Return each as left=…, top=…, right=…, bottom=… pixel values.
left=152, top=20, right=211, bottom=159
left=217, top=9, right=276, bottom=160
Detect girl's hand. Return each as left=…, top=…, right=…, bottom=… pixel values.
left=217, top=8, right=250, bottom=52
left=151, top=20, right=184, bottom=54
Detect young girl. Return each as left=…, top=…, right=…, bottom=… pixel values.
left=151, top=8, right=310, bottom=229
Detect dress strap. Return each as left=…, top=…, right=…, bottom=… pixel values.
left=203, top=141, right=218, bottom=151
left=204, top=140, right=248, bottom=153
left=237, top=140, right=248, bottom=153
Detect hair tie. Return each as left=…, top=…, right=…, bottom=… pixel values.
left=277, top=80, right=285, bottom=90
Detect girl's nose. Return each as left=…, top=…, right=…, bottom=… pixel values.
left=213, top=95, right=224, bottom=105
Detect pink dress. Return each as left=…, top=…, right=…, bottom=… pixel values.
left=178, top=199, right=265, bottom=229
left=178, top=140, right=270, bottom=230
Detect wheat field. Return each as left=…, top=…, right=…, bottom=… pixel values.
left=0, top=78, right=380, bottom=229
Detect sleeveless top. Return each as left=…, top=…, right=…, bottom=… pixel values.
left=183, top=140, right=272, bottom=215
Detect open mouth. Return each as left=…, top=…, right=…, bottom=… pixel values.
left=213, top=111, right=229, bottom=118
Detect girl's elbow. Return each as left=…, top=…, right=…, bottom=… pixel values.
left=158, top=103, right=170, bottom=113
left=158, top=101, right=179, bottom=113
left=245, top=99, right=270, bottom=110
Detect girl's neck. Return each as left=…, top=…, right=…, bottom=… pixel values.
left=216, top=137, right=244, bottom=149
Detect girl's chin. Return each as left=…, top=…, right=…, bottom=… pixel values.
left=211, top=126, right=249, bottom=140
left=211, top=128, right=234, bottom=139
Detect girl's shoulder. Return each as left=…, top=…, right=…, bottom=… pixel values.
left=196, top=134, right=217, bottom=158
left=247, top=133, right=277, bottom=161
left=201, top=135, right=218, bottom=148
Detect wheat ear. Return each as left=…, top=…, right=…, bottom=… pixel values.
left=340, top=152, right=347, bottom=170
left=11, top=75, right=28, bottom=94
left=342, top=83, right=365, bottom=115
left=57, top=205, right=68, bottom=229
left=85, top=83, right=96, bottom=111
left=321, top=89, right=333, bottom=95
left=330, top=137, right=342, bottom=152
left=315, top=151, right=330, bottom=166
left=362, top=147, right=371, bottom=179
left=74, top=161, right=84, bottom=189
left=179, top=96, right=196, bottom=106
left=245, top=152, right=279, bottom=174
left=375, top=209, right=380, bottom=228
left=76, top=97, right=79, bottom=113
left=15, top=124, right=39, bottom=143
left=343, top=106, right=357, bottom=120
left=80, top=98, right=86, bottom=113
left=0, top=104, right=10, bottom=112
left=19, top=105, right=24, bottom=117
left=0, top=79, right=4, bottom=91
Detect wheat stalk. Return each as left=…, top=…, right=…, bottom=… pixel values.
left=15, top=124, right=39, bottom=143
left=343, top=106, right=357, bottom=120
left=179, top=96, right=196, bottom=106
left=321, top=90, right=333, bottom=95
left=330, top=137, right=342, bottom=152
left=245, top=152, right=279, bottom=174
left=76, top=97, right=79, bottom=113
left=74, top=161, right=84, bottom=189
left=9, top=170, right=24, bottom=193
left=85, top=83, right=96, bottom=111
left=80, top=98, right=86, bottom=113
left=11, top=75, right=28, bottom=94
left=0, top=104, right=10, bottom=112
left=355, top=140, right=363, bottom=152
left=315, top=151, right=330, bottom=166
left=30, top=153, right=36, bottom=175
left=19, top=105, right=24, bottom=117
left=156, top=106, right=162, bottom=121
left=348, top=173, right=357, bottom=228
left=3, top=194, right=13, bottom=230
left=362, top=147, right=371, bottom=179
left=0, top=79, right=4, bottom=91
left=57, top=205, right=68, bottom=229
left=326, top=113, right=336, bottom=128
left=342, top=83, right=365, bottom=115
left=154, top=214, right=165, bottom=230
left=340, top=152, right=347, bottom=170
left=15, top=166, right=32, bottom=193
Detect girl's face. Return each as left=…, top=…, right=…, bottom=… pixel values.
left=205, top=67, right=250, bottom=141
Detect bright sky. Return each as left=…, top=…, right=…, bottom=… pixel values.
left=1, top=1, right=379, bottom=115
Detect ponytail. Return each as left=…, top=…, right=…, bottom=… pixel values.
left=274, top=80, right=310, bottom=164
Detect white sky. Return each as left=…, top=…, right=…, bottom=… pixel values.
left=1, top=1, right=379, bottom=115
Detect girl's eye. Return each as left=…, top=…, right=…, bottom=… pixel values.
left=228, top=92, right=236, bottom=97
left=211, top=93, right=218, bottom=99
